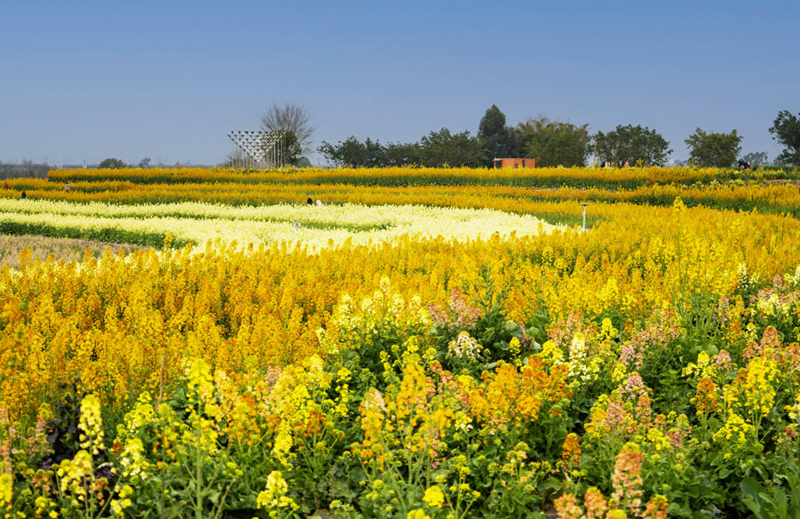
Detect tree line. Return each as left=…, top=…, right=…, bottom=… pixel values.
left=318, top=106, right=800, bottom=169
left=90, top=103, right=799, bottom=170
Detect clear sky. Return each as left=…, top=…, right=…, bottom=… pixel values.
left=1, top=0, right=798, bottom=166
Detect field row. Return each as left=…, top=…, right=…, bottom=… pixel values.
left=0, top=198, right=557, bottom=250
left=6, top=176, right=800, bottom=220
left=46, top=165, right=799, bottom=189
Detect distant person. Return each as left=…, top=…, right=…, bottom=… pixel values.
left=20, top=191, right=26, bottom=199
left=624, top=161, right=630, bottom=168
left=64, top=182, right=70, bottom=192
left=3, top=181, right=8, bottom=190
left=316, top=199, right=323, bottom=206
left=738, top=160, right=751, bottom=171
left=600, top=161, right=606, bottom=168
left=306, top=195, right=313, bottom=205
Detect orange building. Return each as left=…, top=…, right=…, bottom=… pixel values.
left=492, top=158, right=536, bottom=169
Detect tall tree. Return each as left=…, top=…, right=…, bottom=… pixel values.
left=260, top=103, right=316, bottom=155
left=419, top=128, right=485, bottom=167
left=684, top=128, right=743, bottom=168
left=742, top=151, right=769, bottom=166
left=594, top=125, right=672, bottom=166
left=282, top=131, right=304, bottom=167
left=363, top=138, right=387, bottom=168
left=769, top=110, right=800, bottom=166
left=515, top=117, right=591, bottom=167
left=478, top=105, right=517, bottom=166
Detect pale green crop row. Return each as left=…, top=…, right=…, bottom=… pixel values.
left=0, top=199, right=561, bottom=251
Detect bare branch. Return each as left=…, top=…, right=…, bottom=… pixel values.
left=260, top=103, right=316, bottom=155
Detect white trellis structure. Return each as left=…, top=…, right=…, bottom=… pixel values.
left=228, top=130, right=289, bottom=169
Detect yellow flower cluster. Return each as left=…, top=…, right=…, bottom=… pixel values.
left=0, top=473, right=11, bottom=509
left=0, top=193, right=799, bottom=421
left=256, top=471, right=299, bottom=516
left=712, top=412, right=755, bottom=447
left=78, top=394, right=104, bottom=455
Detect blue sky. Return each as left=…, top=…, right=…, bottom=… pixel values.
left=1, top=0, right=798, bottom=166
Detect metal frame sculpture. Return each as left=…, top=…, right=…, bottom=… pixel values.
left=227, top=130, right=288, bottom=169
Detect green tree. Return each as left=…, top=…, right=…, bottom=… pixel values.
left=515, top=117, right=591, bottom=167
left=318, top=136, right=368, bottom=167
left=684, top=128, right=743, bottom=168
left=594, top=124, right=672, bottom=166
left=742, top=151, right=769, bottom=166
left=478, top=105, right=517, bottom=166
left=98, top=158, right=126, bottom=169
left=282, top=131, right=304, bottom=166
left=769, top=110, right=800, bottom=166
left=384, top=141, right=421, bottom=166
left=419, top=128, right=485, bottom=167
left=363, top=138, right=387, bottom=167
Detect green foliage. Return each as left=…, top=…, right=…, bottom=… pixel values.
left=478, top=105, right=518, bottom=167
left=282, top=131, right=304, bottom=167
left=515, top=117, right=591, bottom=167
left=740, top=473, right=800, bottom=519
left=318, top=137, right=418, bottom=167
left=98, top=158, right=127, bottom=169
left=685, top=128, right=743, bottom=168
left=383, top=141, right=421, bottom=167
left=594, top=124, right=672, bottom=166
left=770, top=110, right=800, bottom=167
left=419, top=128, right=485, bottom=168
left=318, top=136, right=368, bottom=167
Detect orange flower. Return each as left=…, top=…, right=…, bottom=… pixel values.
left=561, top=433, right=581, bottom=471
left=695, top=378, right=719, bottom=415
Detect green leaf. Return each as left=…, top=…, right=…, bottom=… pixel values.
left=541, top=476, right=562, bottom=492
left=503, top=320, right=523, bottom=339
left=741, top=477, right=769, bottom=519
